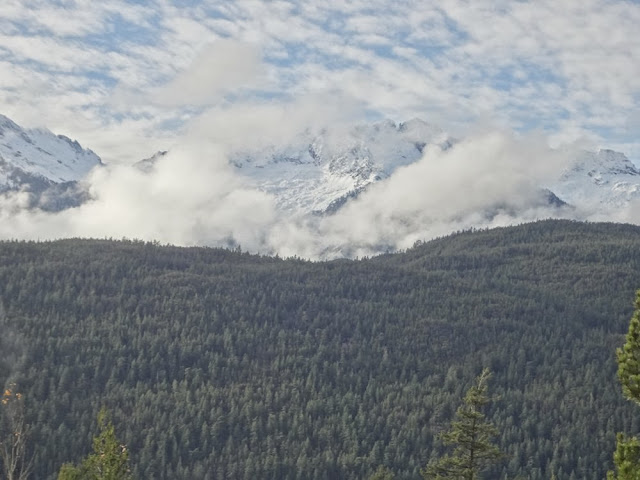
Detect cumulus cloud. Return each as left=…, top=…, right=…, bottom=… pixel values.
left=151, top=40, right=262, bottom=107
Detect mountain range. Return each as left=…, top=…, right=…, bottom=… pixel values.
left=1, top=112, right=638, bottom=226
left=0, top=114, right=102, bottom=211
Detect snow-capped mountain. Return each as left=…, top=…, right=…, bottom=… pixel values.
left=548, top=149, right=640, bottom=210
left=133, top=118, right=640, bottom=219
left=227, top=122, right=640, bottom=217
left=229, top=118, right=453, bottom=214
left=0, top=114, right=102, bottom=209
left=2, top=112, right=640, bottom=225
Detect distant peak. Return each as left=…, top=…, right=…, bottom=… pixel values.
left=0, top=112, right=103, bottom=185
left=0, top=114, right=21, bottom=132
left=591, top=149, right=638, bottom=175
left=398, top=117, right=429, bottom=129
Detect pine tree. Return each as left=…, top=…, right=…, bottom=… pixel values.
left=422, top=368, right=503, bottom=480
left=58, top=408, right=133, bottom=480
left=370, top=465, right=395, bottom=480
left=609, top=291, right=640, bottom=479
left=607, top=433, right=640, bottom=480
left=617, top=292, right=640, bottom=406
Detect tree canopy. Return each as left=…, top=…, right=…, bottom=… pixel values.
left=0, top=220, right=639, bottom=479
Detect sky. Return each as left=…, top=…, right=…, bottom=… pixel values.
left=0, top=1, right=639, bottom=258
left=0, top=0, right=639, bottom=165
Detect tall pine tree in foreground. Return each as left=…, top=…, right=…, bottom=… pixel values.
left=609, top=291, right=640, bottom=480
left=58, top=408, right=133, bottom=480
left=422, top=368, right=503, bottom=480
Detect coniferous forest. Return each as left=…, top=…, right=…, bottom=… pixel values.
left=2, top=219, right=640, bottom=479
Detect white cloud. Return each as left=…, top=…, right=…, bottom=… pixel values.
left=270, top=131, right=570, bottom=258
left=0, top=140, right=277, bottom=249
left=152, top=40, right=262, bottom=107
left=1, top=0, right=638, bottom=155
left=186, top=92, right=365, bottom=150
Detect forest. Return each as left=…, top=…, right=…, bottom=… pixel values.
left=1, top=219, right=640, bottom=479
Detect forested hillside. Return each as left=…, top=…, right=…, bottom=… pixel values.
left=1, top=220, right=640, bottom=479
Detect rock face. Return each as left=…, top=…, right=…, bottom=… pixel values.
left=0, top=115, right=102, bottom=210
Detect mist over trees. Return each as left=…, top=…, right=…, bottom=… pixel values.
left=1, top=219, right=640, bottom=479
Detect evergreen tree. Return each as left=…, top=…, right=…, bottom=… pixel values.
left=607, top=433, right=640, bottom=480
left=422, top=368, right=503, bottom=480
left=609, top=291, right=640, bottom=479
left=617, top=292, right=640, bottom=405
left=58, top=408, right=132, bottom=480
left=370, top=465, right=395, bottom=480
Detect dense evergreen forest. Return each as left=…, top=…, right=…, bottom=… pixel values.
left=1, top=219, right=640, bottom=479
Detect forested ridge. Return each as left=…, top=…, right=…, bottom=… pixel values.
left=1, top=219, right=640, bottom=479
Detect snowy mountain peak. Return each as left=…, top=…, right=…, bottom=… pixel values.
left=0, top=114, right=20, bottom=131
left=0, top=114, right=102, bottom=188
left=135, top=150, right=168, bottom=173
left=593, top=149, right=638, bottom=175
left=229, top=118, right=454, bottom=214
left=566, top=149, right=639, bottom=178
left=549, top=149, right=640, bottom=209
left=398, top=117, right=444, bottom=138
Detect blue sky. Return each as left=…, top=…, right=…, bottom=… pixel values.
left=0, top=0, right=638, bottom=164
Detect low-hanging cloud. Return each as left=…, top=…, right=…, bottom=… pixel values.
left=186, top=92, right=365, bottom=150
left=0, top=141, right=276, bottom=250
left=0, top=116, right=626, bottom=260
left=266, top=131, right=572, bottom=259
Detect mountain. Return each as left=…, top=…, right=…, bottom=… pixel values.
left=228, top=124, right=640, bottom=217
left=1, top=220, right=640, bottom=479
left=228, top=118, right=453, bottom=214
left=548, top=149, right=640, bottom=210
left=0, top=114, right=102, bottom=210
left=2, top=112, right=640, bottom=234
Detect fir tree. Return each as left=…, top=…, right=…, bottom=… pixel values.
left=609, top=291, right=640, bottom=479
left=617, top=292, right=640, bottom=405
left=58, top=408, right=132, bottom=480
left=422, top=368, right=503, bottom=480
left=370, top=465, right=395, bottom=480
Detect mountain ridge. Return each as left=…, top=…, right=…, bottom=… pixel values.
left=0, top=114, right=102, bottom=210
left=1, top=113, right=640, bottom=246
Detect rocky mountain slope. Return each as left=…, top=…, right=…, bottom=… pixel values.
left=0, top=114, right=102, bottom=210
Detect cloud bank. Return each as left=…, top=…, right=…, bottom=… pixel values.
left=0, top=122, right=581, bottom=259
left=267, top=131, right=572, bottom=258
